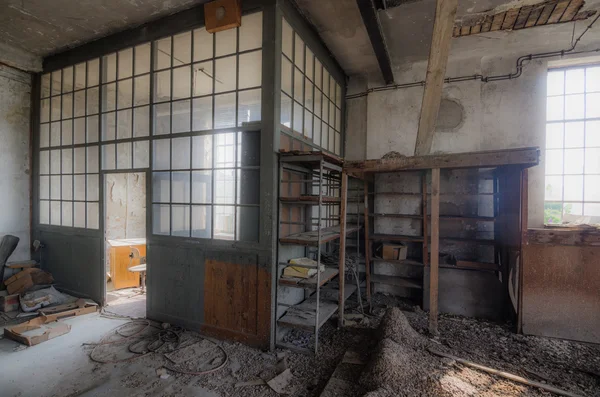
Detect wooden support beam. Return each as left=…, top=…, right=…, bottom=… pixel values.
left=414, top=0, right=459, bottom=156
left=429, top=168, right=440, bottom=336
left=421, top=172, right=428, bottom=266
left=338, top=172, right=348, bottom=328
left=356, top=0, right=395, bottom=84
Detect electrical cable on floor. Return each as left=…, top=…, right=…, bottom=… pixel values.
left=86, top=319, right=229, bottom=376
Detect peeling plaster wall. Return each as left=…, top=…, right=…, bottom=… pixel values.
left=105, top=173, right=146, bottom=272
left=0, top=65, right=31, bottom=263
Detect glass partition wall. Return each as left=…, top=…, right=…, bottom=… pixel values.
left=38, top=12, right=264, bottom=242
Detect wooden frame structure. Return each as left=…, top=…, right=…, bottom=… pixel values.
left=345, top=148, right=539, bottom=335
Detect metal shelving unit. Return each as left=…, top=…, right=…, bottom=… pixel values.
left=276, top=151, right=360, bottom=354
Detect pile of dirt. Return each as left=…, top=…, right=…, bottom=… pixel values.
left=360, top=308, right=449, bottom=397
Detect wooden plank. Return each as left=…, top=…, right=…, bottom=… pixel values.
left=370, top=234, right=424, bottom=242
left=548, top=0, right=570, bottom=23
left=338, top=172, right=348, bottom=328
left=429, top=168, right=440, bottom=336
left=470, top=24, right=482, bottom=34
left=525, top=5, right=545, bottom=27
left=453, top=26, right=461, bottom=37
left=279, top=150, right=344, bottom=166
left=527, top=228, right=600, bottom=246
left=537, top=2, right=558, bottom=25
left=279, top=225, right=361, bottom=246
left=422, top=171, right=429, bottom=266
left=414, top=0, right=459, bottom=156
left=371, top=274, right=422, bottom=289
left=371, top=258, right=425, bottom=267
left=278, top=267, right=339, bottom=287
left=490, top=12, right=506, bottom=31
left=481, top=15, right=493, bottom=32
left=560, top=0, right=584, bottom=21
left=513, top=6, right=533, bottom=29
left=460, top=25, right=471, bottom=36
left=518, top=169, right=528, bottom=334
left=453, top=260, right=499, bottom=271
left=345, top=147, right=540, bottom=173
left=364, top=180, right=372, bottom=306
left=502, top=8, right=520, bottom=30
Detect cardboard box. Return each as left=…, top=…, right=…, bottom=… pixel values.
left=4, top=316, right=71, bottom=346
left=6, top=274, right=33, bottom=295
left=0, top=291, right=19, bottom=312
left=382, top=244, right=408, bottom=260
left=204, top=0, right=241, bottom=33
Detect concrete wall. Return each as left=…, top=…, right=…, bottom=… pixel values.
left=0, top=65, right=31, bottom=264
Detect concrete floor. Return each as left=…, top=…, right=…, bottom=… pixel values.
left=106, top=287, right=146, bottom=318
left=0, top=313, right=129, bottom=397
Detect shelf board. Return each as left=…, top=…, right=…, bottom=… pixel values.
left=279, top=267, right=339, bottom=288
left=370, top=274, right=422, bottom=289
left=440, top=237, right=496, bottom=245
left=277, top=284, right=357, bottom=332
left=370, top=234, right=424, bottom=242
left=279, top=150, right=343, bottom=171
left=280, top=225, right=361, bottom=246
left=370, top=258, right=424, bottom=267
left=280, top=196, right=341, bottom=204
left=368, top=213, right=496, bottom=222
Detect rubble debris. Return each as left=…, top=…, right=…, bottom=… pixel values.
left=156, top=367, right=170, bottom=379
left=4, top=315, right=72, bottom=346
left=234, top=379, right=266, bottom=388
left=267, top=368, right=293, bottom=394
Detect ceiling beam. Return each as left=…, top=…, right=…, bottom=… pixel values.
left=414, top=0, right=458, bottom=156
left=356, top=0, right=395, bottom=84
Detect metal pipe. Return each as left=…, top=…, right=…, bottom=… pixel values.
left=347, top=15, right=600, bottom=100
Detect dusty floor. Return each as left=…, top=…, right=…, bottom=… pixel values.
left=0, top=293, right=598, bottom=397
left=106, top=287, right=146, bottom=318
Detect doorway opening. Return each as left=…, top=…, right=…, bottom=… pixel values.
left=104, top=172, right=147, bottom=318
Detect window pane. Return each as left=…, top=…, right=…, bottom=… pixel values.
left=237, top=206, right=259, bottom=242
left=215, top=56, right=236, bottom=93
left=61, top=148, right=72, bottom=174
left=304, top=111, right=313, bottom=139
left=237, top=169, right=259, bottom=205
left=153, top=204, right=170, bottom=235
left=117, top=79, right=133, bottom=109
left=315, top=59, right=322, bottom=90
left=62, top=180, right=72, bottom=211
left=172, top=172, right=191, bottom=203
left=134, top=140, right=150, bottom=168
left=563, top=202, right=583, bottom=216
left=41, top=99, right=50, bottom=123
left=41, top=74, right=51, bottom=98
left=87, top=174, right=99, bottom=201
left=585, top=148, right=600, bottom=174
left=102, top=112, right=116, bottom=141
left=173, top=31, right=192, bottom=66
left=293, top=101, right=302, bottom=133
left=585, top=93, right=600, bottom=118
left=87, top=87, right=99, bottom=115
left=87, top=202, right=99, bottom=229
left=118, top=48, right=133, bottom=79
left=564, top=149, right=583, bottom=174
left=584, top=203, right=600, bottom=216
left=281, top=94, right=292, bottom=128
left=117, top=109, right=133, bottom=139
left=193, top=97, right=213, bottom=131
left=313, top=120, right=321, bottom=147
left=546, top=123, right=563, bottom=148
left=239, top=50, right=262, bottom=89
left=215, top=170, right=235, bottom=204
left=87, top=146, right=99, bottom=173
left=564, top=121, right=584, bottom=148
left=544, top=202, right=563, bottom=224
left=50, top=176, right=60, bottom=199
left=51, top=71, right=61, bottom=95
left=305, top=78, right=313, bottom=112
left=294, top=34, right=304, bottom=71
left=74, top=175, right=85, bottom=200
left=547, top=71, right=564, bottom=96
left=153, top=172, right=170, bottom=202
left=584, top=175, right=600, bottom=201
left=192, top=205, right=211, bottom=238
left=62, top=93, right=73, bottom=119
left=173, top=66, right=191, bottom=100
left=102, top=144, right=115, bottom=170
left=134, top=106, right=150, bottom=137
left=135, top=43, right=151, bottom=75
left=50, top=150, right=60, bottom=174
left=40, top=201, right=49, bottom=224
left=171, top=137, right=191, bottom=169
left=73, top=148, right=85, bottom=173
left=88, top=59, right=100, bottom=87
left=87, top=115, right=99, bottom=143
left=153, top=139, right=170, bottom=170
left=565, top=69, right=584, bottom=94
left=62, top=120, right=72, bottom=146
left=102, top=83, right=116, bottom=112
left=215, top=28, right=236, bottom=57
left=293, top=67, right=303, bottom=103
left=564, top=175, right=583, bottom=201
left=62, top=201, right=73, bottom=227
left=282, top=19, right=293, bottom=58
left=73, top=118, right=84, bottom=144
left=240, top=12, right=262, bottom=51
left=545, top=149, right=563, bottom=175
left=154, top=38, right=171, bottom=70
left=153, top=103, right=171, bottom=135
left=51, top=96, right=61, bottom=121
left=214, top=205, right=235, bottom=240
left=281, top=56, right=292, bottom=95
left=192, top=171, right=212, bottom=203
left=74, top=90, right=85, bottom=117
left=192, top=135, right=212, bottom=169
left=40, top=176, right=49, bottom=199
left=193, top=61, right=213, bottom=97
left=51, top=201, right=61, bottom=225
left=154, top=70, right=171, bottom=102
left=172, top=205, right=190, bottom=236
left=194, top=28, right=213, bottom=61
left=214, top=133, right=236, bottom=168
left=172, top=99, right=191, bottom=134
left=214, top=93, right=236, bottom=129
left=73, top=202, right=85, bottom=227
left=238, top=89, right=261, bottom=126
left=117, top=142, right=132, bottom=169
left=103, top=53, right=117, bottom=82
left=586, top=120, right=600, bottom=147
left=565, top=94, right=584, bottom=120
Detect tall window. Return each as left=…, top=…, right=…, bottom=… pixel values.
left=545, top=65, right=600, bottom=223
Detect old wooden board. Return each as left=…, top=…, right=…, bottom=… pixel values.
left=345, top=148, right=540, bottom=174
left=279, top=150, right=344, bottom=166
left=414, top=0, right=458, bottom=156
left=279, top=225, right=361, bottom=246
left=429, top=168, right=440, bottom=336
left=278, top=267, right=339, bottom=288
left=527, top=228, right=600, bottom=246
